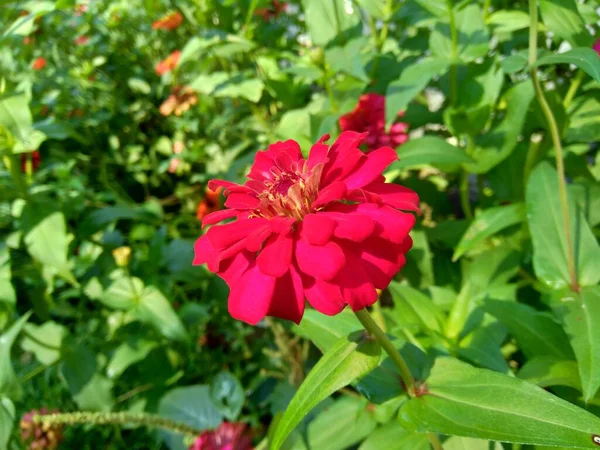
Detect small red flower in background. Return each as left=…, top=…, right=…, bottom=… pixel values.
left=160, top=86, right=198, bottom=116
left=593, top=38, right=600, bottom=56
left=255, top=0, right=287, bottom=21
left=169, top=141, right=185, bottom=173
left=189, top=422, right=253, bottom=450
left=339, top=93, right=409, bottom=153
left=155, top=50, right=181, bottom=76
left=193, top=131, right=419, bottom=325
left=20, top=408, right=63, bottom=450
left=197, top=187, right=224, bottom=221
left=75, top=35, right=89, bottom=45
left=152, top=11, right=183, bottom=30
left=74, top=4, right=88, bottom=16
left=32, top=57, right=46, bottom=70
left=20, top=151, right=41, bottom=173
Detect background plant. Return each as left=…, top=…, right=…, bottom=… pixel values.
left=1, top=0, right=600, bottom=449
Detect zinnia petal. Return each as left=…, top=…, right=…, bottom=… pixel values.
left=300, top=214, right=336, bottom=246
left=267, top=267, right=305, bottom=324
left=228, top=263, right=276, bottom=325
left=295, top=239, right=345, bottom=281
left=342, top=146, right=398, bottom=190
left=257, top=231, right=294, bottom=277
left=303, top=277, right=346, bottom=316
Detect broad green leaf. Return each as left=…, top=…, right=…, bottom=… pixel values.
left=403, top=230, right=434, bottom=289
left=325, top=37, right=369, bottom=82
left=72, top=373, right=114, bottom=412
left=535, top=48, right=600, bottom=83
left=78, top=206, right=158, bottom=237
left=0, top=245, right=15, bottom=308
left=106, top=340, right=157, bottom=379
left=0, top=313, right=31, bottom=399
left=385, top=57, right=451, bottom=125
left=21, top=321, right=66, bottom=365
left=129, top=286, right=187, bottom=341
left=466, top=81, right=535, bottom=173
left=444, top=436, right=504, bottom=450
left=565, top=95, right=600, bottom=144
left=271, top=332, right=381, bottom=450
left=399, top=357, right=600, bottom=448
left=213, top=76, right=264, bottom=103
left=211, top=372, right=244, bottom=421
left=389, top=282, right=444, bottom=334
left=358, top=422, right=429, bottom=450
left=59, top=342, right=97, bottom=395
left=0, top=397, right=15, bottom=450
left=551, top=286, right=600, bottom=401
left=487, top=10, right=531, bottom=34
left=287, top=396, right=377, bottom=450
left=99, top=277, right=143, bottom=310
left=526, top=162, right=600, bottom=289
left=430, top=4, right=490, bottom=62
left=501, top=53, right=529, bottom=74
left=0, top=94, right=39, bottom=151
left=301, top=0, right=360, bottom=46
left=518, top=356, right=581, bottom=390
left=355, top=0, right=389, bottom=19
left=539, top=0, right=589, bottom=47
left=389, top=136, right=472, bottom=171
left=158, top=385, right=222, bottom=450
left=453, top=203, right=526, bottom=260
left=458, top=321, right=510, bottom=373
left=295, top=309, right=362, bottom=352
left=21, top=202, right=75, bottom=283
left=483, top=300, right=574, bottom=360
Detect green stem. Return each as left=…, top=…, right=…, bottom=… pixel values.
left=482, top=0, right=491, bottom=20
left=563, top=69, right=585, bottom=109
left=34, top=411, right=204, bottom=437
left=523, top=134, right=542, bottom=186
left=446, top=0, right=458, bottom=106
left=369, top=0, right=395, bottom=78
left=324, top=66, right=339, bottom=112
left=354, top=309, right=416, bottom=396
left=459, top=171, right=473, bottom=220
left=428, top=433, right=444, bottom=450
left=243, top=0, right=260, bottom=38
left=528, top=0, right=578, bottom=292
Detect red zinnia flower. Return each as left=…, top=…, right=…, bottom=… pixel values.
left=255, top=0, right=287, bottom=21
left=75, top=35, right=89, bottom=45
left=189, top=422, right=253, bottom=450
left=152, top=11, right=183, bottom=30
left=193, top=132, right=419, bottom=325
left=197, top=187, right=224, bottom=221
left=593, top=38, right=600, bottom=56
left=339, top=93, right=409, bottom=153
left=32, top=57, right=46, bottom=70
left=155, top=50, right=181, bottom=76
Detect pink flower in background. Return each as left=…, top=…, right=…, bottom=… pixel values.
left=189, top=422, right=253, bottom=450
left=20, top=408, right=63, bottom=450
left=75, top=35, right=89, bottom=45
left=155, top=50, right=181, bottom=76
left=152, top=11, right=183, bottom=30
left=255, top=1, right=287, bottom=21
left=169, top=141, right=185, bottom=173
left=339, top=93, right=409, bottom=152
left=593, top=38, right=600, bottom=56
left=193, top=131, right=418, bottom=325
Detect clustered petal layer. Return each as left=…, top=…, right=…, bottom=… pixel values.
left=194, top=131, right=419, bottom=325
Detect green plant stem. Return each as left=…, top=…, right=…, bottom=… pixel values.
left=34, top=411, right=204, bottom=437
left=459, top=171, right=473, bottom=220
left=428, top=433, right=444, bottom=450
left=563, top=69, right=585, bottom=109
left=369, top=0, right=394, bottom=78
left=446, top=0, right=458, bottom=106
left=324, top=66, right=339, bottom=112
left=354, top=309, right=416, bottom=396
left=243, top=0, right=260, bottom=38
left=482, top=0, right=491, bottom=20
left=527, top=0, right=578, bottom=292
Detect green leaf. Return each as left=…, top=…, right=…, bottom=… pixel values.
left=0, top=313, right=31, bottom=399
left=130, top=286, right=187, bottom=342
left=457, top=321, right=510, bottom=373
left=78, top=206, right=158, bottom=237
left=0, top=94, right=41, bottom=151
left=483, top=300, right=574, bottom=360
left=444, top=436, right=504, bottom=450
left=158, top=385, right=223, bottom=450
left=213, top=76, right=264, bottom=103
left=453, top=203, right=526, bottom=260
left=72, top=373, right=114, bottom=412
left=399, top=357, right=600, bottom=448
left=430, top=4, right=490, bottom=62
left=358, top=422, right=429, bottom=450
left=385, top=57, right=451, bottom=125
left=21, top=321, right=66, bottom=365
left=106, top=340, right=157, bottom=379
left=487, top=10, right=531, bottom=34
left=295, top=309, right=362, bottom=353
left=535, top=48, right=600, bottom=83
left=518, top=356, right=581, bottom=390
left=389, top=136, right=472, bottom=171
left=301, top=0, right=360, bottom=46
left=466, top=81, right=535, bottom=173
left=0, top=245, right=15, bottom=308
left=211, top=372, right=244, bottom=421
left=0, top=396, right=15, bottom=450
left=59, top=342, right=97, bottom=395
left=355, top=0, right=389, bottom=19
left=99, top=277, right=143, bottom=310
left=389, top=282, right=444, bottom=334
left=271, top=332, right=381, bottom=450
left=325, top=37, right=369, bottom=82
left=551, top=286, right=600, bottom=401
left=526, top=162, right=600, bottom=289
left=539, top=0, right=589, bottom=47
left=21, top=202, right=75, bottom=283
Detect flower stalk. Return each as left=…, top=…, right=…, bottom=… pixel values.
left=354, top=308, right=416, bottom=395
left=34, top=411, right=204, bottom=437
left=527, top=0, right=578, bottom=291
